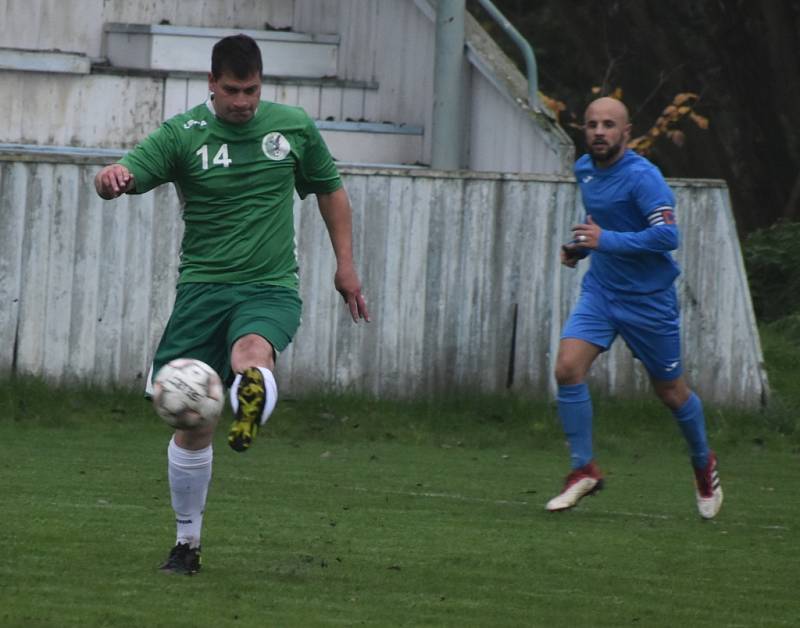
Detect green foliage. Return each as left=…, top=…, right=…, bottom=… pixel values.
left=742, top=221, right=800, bottom=321
left=757, top=317, right=800, bottom=437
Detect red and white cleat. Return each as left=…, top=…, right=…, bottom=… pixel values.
left=694, top=452, right=723, bottom=519
left=545, top=461, right=605, bottom=512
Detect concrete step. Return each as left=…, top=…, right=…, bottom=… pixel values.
left=160, top=75, right=379, bottom=124
left=2, top=16, right=423, bottom=169
left=317, top=121, right=424, bottom=166
left=1, top=68, right=422, bottom=165
left=0, top=120, right=425, bottom=168
left=104, top=23, right=339, bottom=78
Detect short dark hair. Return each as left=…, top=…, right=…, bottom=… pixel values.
left=211, top=34, right=263, bottom=79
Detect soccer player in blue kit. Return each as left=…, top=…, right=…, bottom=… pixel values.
left=545, top=97, right=723, bottom=519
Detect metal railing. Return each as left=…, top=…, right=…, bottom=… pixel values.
left=475, top=0, right=539, bottom=110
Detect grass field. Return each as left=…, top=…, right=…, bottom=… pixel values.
left=1, top=376, right=798, bottom=628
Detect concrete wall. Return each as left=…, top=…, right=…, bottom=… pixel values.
left=0, top=0, right=295, bottom=57
left=0, top=0, right=573, bottom=173
left=0, top=151, right=768, bottom=407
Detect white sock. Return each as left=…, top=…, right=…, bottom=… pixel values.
left=167, top=437, right=213, bottom=549
left=229, top=366, right=278, bottom=425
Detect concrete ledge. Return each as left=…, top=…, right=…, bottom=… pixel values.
left=0, top=143, right=730, bottom=189
left=0, top=143, right=125, bottom=165
left=104, top=23, right=339, bottom=45
left=0, top=124, right=428, bottom=169
left=104, top=22, right=339, bottom=78
left=316, top=121, right=423, bottom=136
left=0, top=48, right=90, bottom=74
left=89, top=62, right=378, bottom=90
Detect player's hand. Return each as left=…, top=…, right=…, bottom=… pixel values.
left=334, top=265, right=370, bottom=323
left=560, top=244, right=580, bottom=268
left=95, top=164, right=134, bottom=199
left=571, top=215, right=602, bottom=249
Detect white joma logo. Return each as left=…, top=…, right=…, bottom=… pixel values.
left=582, top=175, right=594, bottom=183
left=665, top=361, right=679, bottom=371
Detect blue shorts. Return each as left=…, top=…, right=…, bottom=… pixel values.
left=561, top=284, right=683, bottom=381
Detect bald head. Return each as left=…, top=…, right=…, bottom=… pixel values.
left=583, top=97, right=631, bottom=167
left=584, top=97, right=630, bottom=125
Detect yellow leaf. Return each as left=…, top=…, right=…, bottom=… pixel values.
left=540, top=93, right=567, bottom=115
left=689, top=112, right=709, bottom=129
left=628, top=136, right=653, bottom=155
left=673, top=93, right=699, bottom=106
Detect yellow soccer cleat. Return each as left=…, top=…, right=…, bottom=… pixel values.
left=228, top=367, right=266, bottom=452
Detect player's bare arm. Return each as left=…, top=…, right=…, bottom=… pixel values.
left=316, top=188, right=370, bottom=323
left=94, top=163, right=135, bottom=199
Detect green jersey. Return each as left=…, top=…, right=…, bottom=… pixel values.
left=120, top=100, right=342, bottom=288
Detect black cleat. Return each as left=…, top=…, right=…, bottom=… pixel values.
left=159, top=543, right=201, bottom=575
left=228, top=367, right=266, bottom=452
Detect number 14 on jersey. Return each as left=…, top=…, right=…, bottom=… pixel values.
left=196, top=144, right=232, bottom=169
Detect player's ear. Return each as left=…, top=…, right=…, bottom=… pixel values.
left=207, top=72, right=215, bottom=94
left=623, top=122, right=632, bottom=140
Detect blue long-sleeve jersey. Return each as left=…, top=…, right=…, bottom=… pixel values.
left=575, top=149, right=680, bottom=294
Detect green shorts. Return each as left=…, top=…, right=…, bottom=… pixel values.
left=152, top=283, right=302, bottom=385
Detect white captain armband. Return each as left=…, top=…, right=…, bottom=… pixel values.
left=647, top=207, right=676, bottom=226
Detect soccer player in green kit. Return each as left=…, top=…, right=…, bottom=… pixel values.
left=94, top=34, right=369, bottom=575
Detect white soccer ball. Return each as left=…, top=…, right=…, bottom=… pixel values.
left=152, top=358, right=225, bottom=430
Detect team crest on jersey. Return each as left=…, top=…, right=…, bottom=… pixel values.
left=262, top=132, right=291, bottom=160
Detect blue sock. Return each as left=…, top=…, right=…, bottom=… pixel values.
left=557, top=383, right=593, bottom=469
left=672, top=392, right=710, bottom=470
